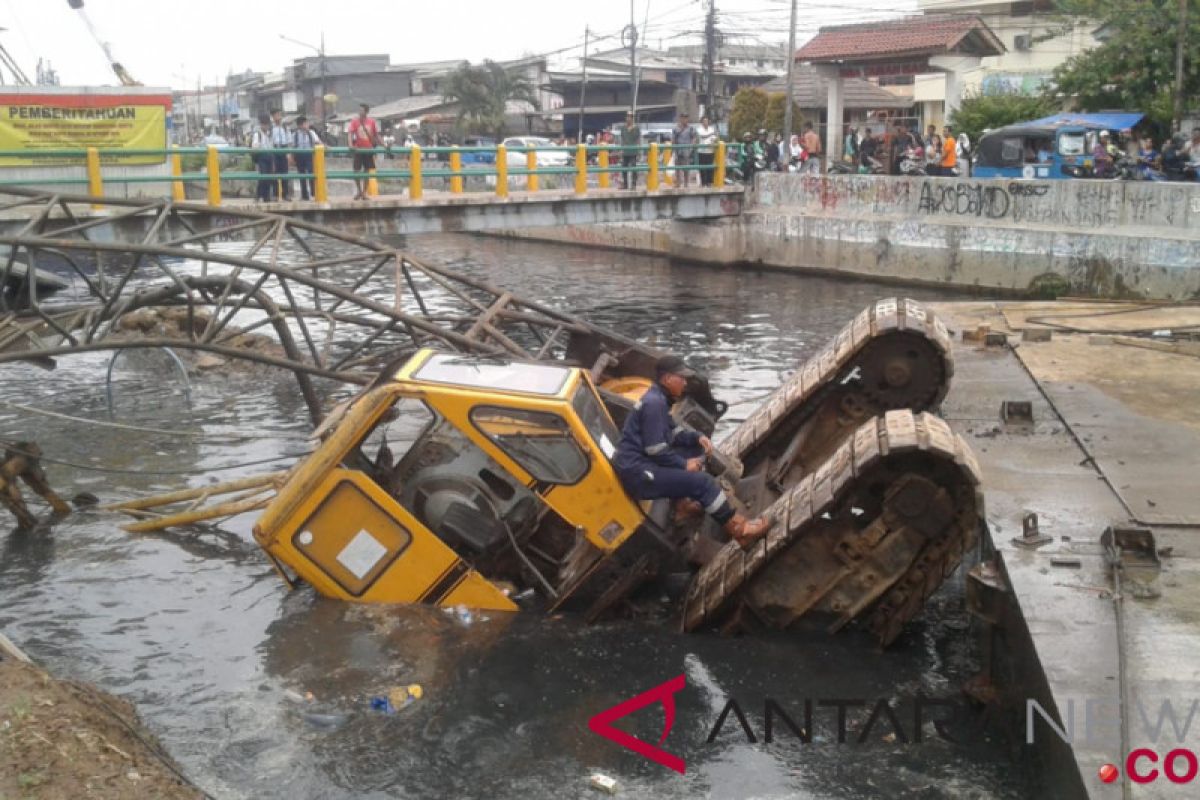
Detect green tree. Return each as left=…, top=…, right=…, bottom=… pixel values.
left=444, top=60, right=540, bottom=139
left=1048, top=0, right=1200, bottom=133
left=764, top=93, right=804, bottom=135
left=729, top=87, right=769, bottom=140
left=948, top=90, right=1058, bottom=148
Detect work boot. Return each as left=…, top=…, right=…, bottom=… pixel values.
left=723, top=513, right=774, bottom=550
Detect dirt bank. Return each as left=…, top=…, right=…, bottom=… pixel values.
left=0, top=656, right=204, bottom=800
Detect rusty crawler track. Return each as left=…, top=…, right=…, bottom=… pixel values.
left=720, top=298, right=955, bottom=466
left=683, top=410, right=983, bottom=645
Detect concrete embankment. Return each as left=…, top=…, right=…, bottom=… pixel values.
left=493, top=174, right=1200, bottom=299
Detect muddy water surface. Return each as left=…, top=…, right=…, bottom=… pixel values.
left=0, top=235, right=1027, bottom=799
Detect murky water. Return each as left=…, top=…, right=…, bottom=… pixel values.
left=0, top=236, right=1029, bottom=799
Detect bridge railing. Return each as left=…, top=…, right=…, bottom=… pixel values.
left=0, top=141, right=730, bottom=207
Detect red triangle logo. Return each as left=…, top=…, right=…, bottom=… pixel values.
left=588, top=674, right=687, bottom=774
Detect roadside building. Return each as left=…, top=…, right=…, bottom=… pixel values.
left=793, top=15, right=1006, bottom=159
left=757, top=67, right=914, bottom=143
left=914, top=0, right=1103, bottom=128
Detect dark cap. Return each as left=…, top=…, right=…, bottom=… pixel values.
left=655, top=355, right=695, bottom=378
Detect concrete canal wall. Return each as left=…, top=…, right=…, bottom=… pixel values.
left=495, top=174, right=1200, bottom=299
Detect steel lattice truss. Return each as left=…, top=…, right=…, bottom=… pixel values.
left=0, top=188, right=611, bottom=423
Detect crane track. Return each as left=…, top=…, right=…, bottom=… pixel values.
left=682, top=410, right=983, bottom=646
left=719, top=298, right=954, bottom=466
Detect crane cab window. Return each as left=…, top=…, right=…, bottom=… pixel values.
left=414, top=354, right=571, bottom=396
left=572, top=383, right=620, bottom=460
left=470, top=406, right=588, bottom=484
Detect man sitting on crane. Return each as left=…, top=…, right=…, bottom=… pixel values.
left=613, top=355, right=773, bottom=549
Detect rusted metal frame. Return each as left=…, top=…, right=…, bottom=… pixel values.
left=404, top=260, right=493, bottom=314
left=38, top=203, right=162, bottom=239
left=0, top=242, right=21, bottom=313
left=420, top=257, right=586, bottom=327
left=260, top=223, right=322, bottom=368
left=275, top=274, right=323, bottom=368
left=40, top=247, right=108, bottom=303
left=143, top=253, right=202, bottom=342
left=206, top=269, right=276, bottom=347
left=78, top=205, right=176, bottom=341
left=0, top=196, right=43, bottom=214
left=199, top=220, right=283, bottom=343
left=0, top=336, right=365, bottom=385
left=13, top=237, right=512, bottom=359
left=324, top=255, right=392, bottom=315
left=283, top=223, right=324, bottom=313
left=464, top=291, right=513, bottom=341
left=160, top=216, right=269, bottom=250
left=399, top=260, right=431, bottom=317
left=400, top=263, right=528, bottom=356
left=15, top=195, right=57, bottom=237
left=19, top=251, right=79, bottom=347
left=536, top=325, right=564, bottom=359
left=330, top=316, right=401, bottom=371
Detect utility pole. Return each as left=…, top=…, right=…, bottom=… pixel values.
left=1174, top=0, right=1188, bottom=133
left=703, top=0, right=717, bottom=120
left=625, top=0, right=640, bottom=116
left=318, top=31, right=327, bottom=133
left=781, top=0, right=799, bottom=168
left=578, top=26, right=590, bottom=141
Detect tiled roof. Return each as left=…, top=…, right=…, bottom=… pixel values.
left=794, top=15, right=1005, bottom=62
left=758, top=67, right=912, bottom=109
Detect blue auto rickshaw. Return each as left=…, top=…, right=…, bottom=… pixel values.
left=972, top=112, right=1144, bottom=180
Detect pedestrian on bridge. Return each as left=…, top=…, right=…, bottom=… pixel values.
left=696, top=115, right=718, bottom=186
left=270, top=109, right=292, bottom=201
left=619, top=112, right=641, bottom=189
left=292, top=116, right=320, bottom=201
left=349, top=104, right=384, bottom=200
left=251, top=114, right=276, bottom=202
left=672, top=113, right=696, bottom=188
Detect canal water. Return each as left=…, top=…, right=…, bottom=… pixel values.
left=0, top=235, right=1029, bottom=799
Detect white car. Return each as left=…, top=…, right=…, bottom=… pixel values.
left=501, top=137, right=570, bottom=168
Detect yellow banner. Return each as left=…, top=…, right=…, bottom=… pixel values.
left=0, top=94, right=170, bottom=166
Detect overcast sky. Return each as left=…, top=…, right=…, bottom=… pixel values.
left=0, top=0, right=917, bottom=88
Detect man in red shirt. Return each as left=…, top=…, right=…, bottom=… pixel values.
left=348, top=103, right=384, bottom=200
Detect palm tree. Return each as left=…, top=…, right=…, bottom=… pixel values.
left=444, top=60, right=540, bottom=139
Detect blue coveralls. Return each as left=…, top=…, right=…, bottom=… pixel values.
left=613, top=383, right=735, bottom=523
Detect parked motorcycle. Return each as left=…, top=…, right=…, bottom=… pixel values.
left=898, top=147, right=926, bottom=177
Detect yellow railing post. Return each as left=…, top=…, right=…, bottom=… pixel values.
left=313, top=145, right=328, bottom=203
left=85, top=147, right=103, bottom=208
left=170, top=145, right=185, bottom=202
left=575, top=143, right=587, bottom=195
left=662, top=144, right=674, bottom=187
left=495, top=144, right=508, bottom=198
left=409, top=144, right=423, bottom=201
left=647, top=143, right=659, bottom=191
left=367, top=150, right=379, bottom=197
left=526, top=149, right=539, bottom=192
left=598, top=149, right=610, bottom=189
left=714, top=140, right=726, bottom=187
left=450, top=147, right=463, bottom=194
left=206, top=145, right=221, bottom=206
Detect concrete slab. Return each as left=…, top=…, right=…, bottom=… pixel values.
left=934, top=301, right=1200, bottom=799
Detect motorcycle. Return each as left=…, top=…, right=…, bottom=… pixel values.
left=898, top=147, right=926, bottom=176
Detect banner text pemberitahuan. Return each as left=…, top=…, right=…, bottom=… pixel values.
left=0, top=93, right=172, bottom=167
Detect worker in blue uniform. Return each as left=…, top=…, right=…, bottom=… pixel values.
left=614, top=355, right=773, bottom=549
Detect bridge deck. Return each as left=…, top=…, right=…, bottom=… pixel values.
left=0, top=186, right=743, bottom=237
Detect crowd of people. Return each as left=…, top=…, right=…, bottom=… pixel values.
left=1089, top=128, right=1200, bottom=181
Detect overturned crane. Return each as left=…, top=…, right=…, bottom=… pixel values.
left=0, top=189, right=982, bottom=644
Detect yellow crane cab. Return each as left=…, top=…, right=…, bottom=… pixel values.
left=253, top=349, right=673, bottom=616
